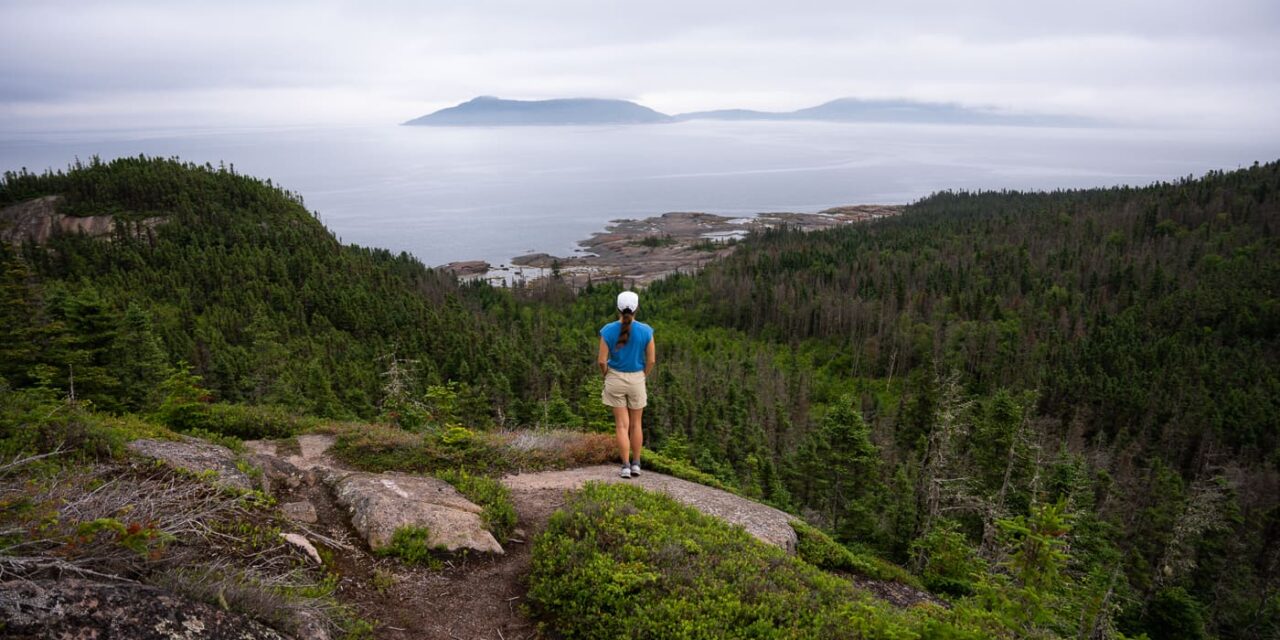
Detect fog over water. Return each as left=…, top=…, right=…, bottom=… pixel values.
left=1, top=121, right=1276, bottom=266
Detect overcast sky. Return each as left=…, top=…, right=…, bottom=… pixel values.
left=2, top=0, right=1278, bottom=132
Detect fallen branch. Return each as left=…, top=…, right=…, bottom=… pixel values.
left=0, top=449, right=67, bottom=475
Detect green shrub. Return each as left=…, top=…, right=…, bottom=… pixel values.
left=376, top=525, right=442, bottom=569
left=154, top=366, right=312, bottom=440
left=792, top=519, right=921, bottom=587
left=439, top=425, right=475, bottom=447
left=186, top=427, right=245, bottom=452
left=909, top=521, right=984, bottom=596
left=642, top=451, right=737, bottom=494
left=435, top=468, right=518, bottom=541
left=0, top=387, right=179, bottom=464
left=529, top=482, right=991, bottom=639
left=160, top=402, right=312, bottom=440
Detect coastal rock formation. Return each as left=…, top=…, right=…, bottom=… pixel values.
left=441, top=259, right=491, bottom=276
left=0, top=579, right=290, bottom=639
left=325, top=470, right=505, bottom=555
left=504, top=207, right=901, bottom=288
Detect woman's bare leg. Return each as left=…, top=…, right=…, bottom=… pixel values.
left=628, top=408, right=643, bottom=464
left=613, top=406, right=631, bottom=466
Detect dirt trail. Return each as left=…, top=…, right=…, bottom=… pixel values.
left=246, top=439, right=794, bottom=639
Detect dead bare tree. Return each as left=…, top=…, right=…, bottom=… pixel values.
left=915, top=368, right=973, bottom=561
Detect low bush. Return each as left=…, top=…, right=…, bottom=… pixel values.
left=641, top=451, right=738, bottom=494
left=435, top=468, right=518, bottom=541
left=791, top=519, right=921, bottom=587
left=161, top=402, right=313, bottom=441
left=0, top=387, right=182, bottom=465
left=376, top=525, right=442, bottom=569
left=528, top=482, right=997, bottom=639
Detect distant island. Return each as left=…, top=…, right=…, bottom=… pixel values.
left=402, top=96, right=672, bottom=126
left=403, top=96, right=1092, bottom=127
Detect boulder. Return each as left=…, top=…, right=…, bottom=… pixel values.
left=0, top=578, right=290, bottom=639
left=127, top=438, right=254, bottom=491
left=325, top=471, right=504, bottom=555
left=281, top=501, right=318, bottom=523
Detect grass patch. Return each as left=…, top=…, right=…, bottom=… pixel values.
left=529, top=482, right=1001, bottom=639
left=435, top=468, right=518, bottom=541
left=500, top=429, right=617, bottom=469
left=791, top=519, right=921, bottom=587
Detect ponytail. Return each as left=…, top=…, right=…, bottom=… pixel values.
left=615, top=311, right=634, bottom=350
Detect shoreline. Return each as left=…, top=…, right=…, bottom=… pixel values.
left=443, top=204, right=901, bottom=288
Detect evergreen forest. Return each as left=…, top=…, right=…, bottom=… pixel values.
left=1, top=156, right=1277, bottom=638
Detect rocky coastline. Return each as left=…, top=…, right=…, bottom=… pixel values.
left=442, top=204, right=901, bottom=288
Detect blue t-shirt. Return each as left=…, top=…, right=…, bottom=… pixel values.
left=600, top=320, right=653, bottom=373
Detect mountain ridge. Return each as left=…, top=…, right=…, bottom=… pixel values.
left=404, top=95, right=1094, bottom=127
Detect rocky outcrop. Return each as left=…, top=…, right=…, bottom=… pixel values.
left=0, top=195, right=164, bottom=246
left=127, top=438, right=255, bottom=491
left=0, top=578, right=290, bottom=639
left=325, top=470, right=504, bottom=555
left=502, top=464, right=799, bottom=553
left=441, top=260, right=491, bottom=276
left=504, top=207, right=903, bottom=289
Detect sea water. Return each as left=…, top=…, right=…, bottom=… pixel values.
left=1, top=121, right=1275, bottom=266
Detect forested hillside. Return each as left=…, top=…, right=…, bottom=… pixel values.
left=0, top=156, right=581, bottom=422
left=1, top=157, right=1276, bottom=638
left=644, top=163, right=1280, bottom=639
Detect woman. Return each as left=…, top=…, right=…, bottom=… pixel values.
left=597, top=290, right=655, bottom=478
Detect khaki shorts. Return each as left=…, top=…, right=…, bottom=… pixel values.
left=602, top=369, right=647, bottom=409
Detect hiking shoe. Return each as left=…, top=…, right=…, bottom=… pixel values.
left=630, top=463, right=641, bottom=476
left=619, top=465, right=632, bottom=479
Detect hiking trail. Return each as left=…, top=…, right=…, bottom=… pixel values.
left=231, top=435, right=799, bottom=640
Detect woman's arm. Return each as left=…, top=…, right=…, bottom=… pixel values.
left=598, top=336, right=610, bottom=377
left=645, top=337, right=656, bottom=376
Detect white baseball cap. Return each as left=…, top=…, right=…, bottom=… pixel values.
left=617, top=290, right=639, bottom=313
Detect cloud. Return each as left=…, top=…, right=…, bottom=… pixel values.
left=1, top=0, right=1277, bottom=131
